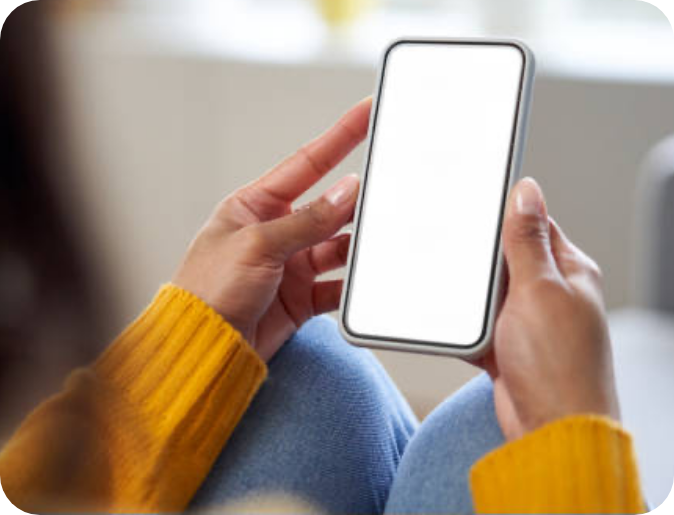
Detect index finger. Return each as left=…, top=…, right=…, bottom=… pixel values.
left=253, top=97, right=372, bottom=203
left=549, top=216, right=602, bottom=282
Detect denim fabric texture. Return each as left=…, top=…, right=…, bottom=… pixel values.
left=190, top=315, right=502, bottom=514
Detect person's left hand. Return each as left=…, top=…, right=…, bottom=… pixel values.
left=473, top=178, right=620, bottom=441
left=173, top=99, right=371, bottom=361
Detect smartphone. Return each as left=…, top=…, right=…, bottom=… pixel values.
left=339, top=38, right=535, bottom=358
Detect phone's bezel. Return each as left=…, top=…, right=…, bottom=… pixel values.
left=339, top=37, right=536, bottom=359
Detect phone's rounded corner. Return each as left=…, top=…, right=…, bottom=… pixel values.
left=526, top=46, right=536, bottom=73
left=508, top=39, right=536, bottom=76
left=381, top=38, right=410, bottom=62
left=401, top=337, right=493, bottom=359
left=459, top=330, right=494, bottom=360
left=522, top=47, right=536, bottom=80
left=337, top=317, right=380, bottom=352
left=501, top=38, right=530, bottom=57
left=337, top=308, right=358, bottom=345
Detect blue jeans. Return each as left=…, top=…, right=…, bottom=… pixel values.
left=190, top=316, right=504, bottom=514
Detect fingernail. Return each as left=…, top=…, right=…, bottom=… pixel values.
left=515, top=177, right=545, bottom=216
left=326, top=174, right=360, bottom=206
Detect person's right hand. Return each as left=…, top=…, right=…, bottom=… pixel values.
left=482, top=178, right=621, bottom=442
left=173, top=99, right=371, bottom=363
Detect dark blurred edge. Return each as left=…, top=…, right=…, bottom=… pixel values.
left=0, top=1, right=105, bottom=437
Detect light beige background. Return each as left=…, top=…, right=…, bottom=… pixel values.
left=52, top=22, right=674, bottom=415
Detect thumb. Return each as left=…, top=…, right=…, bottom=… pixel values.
left=259, top=174, right=360, bottom=257
left=502, top=178, right=557, bottom=285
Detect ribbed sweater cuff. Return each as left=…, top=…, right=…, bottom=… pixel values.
left=470, top=415, right=646, bottom=514
left=94, top=284, right=267, bottom=451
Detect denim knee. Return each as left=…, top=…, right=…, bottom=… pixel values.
left=270, top=315, right=400, bottom=402
left=192, top=315, right=417, bottom=515
left=268, top=315, right=418, bottom=471
left=269, top=314, right=379, bottom=386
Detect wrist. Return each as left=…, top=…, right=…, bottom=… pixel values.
left=521, top=405, right=620, bottom=440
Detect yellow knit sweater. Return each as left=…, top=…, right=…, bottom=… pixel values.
left=0, top=285, right=645, bottom=513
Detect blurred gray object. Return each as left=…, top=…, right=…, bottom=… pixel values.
left=610, top=135, right=674, bottom=509
left=637, top=135, right=674, bottom=313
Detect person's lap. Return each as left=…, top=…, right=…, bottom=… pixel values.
left=189, top=316, right=504, bottom=514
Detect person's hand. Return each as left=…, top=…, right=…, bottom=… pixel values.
left=173, top=99, right=371, bottom=362
left=481, top=178, right=620, bottom=441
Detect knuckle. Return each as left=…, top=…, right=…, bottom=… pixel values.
left=303, top=200, right=331, bottom=231
left=584, top=257, right=603, bottom=282
left=298, top=145, right=330, bottom=177
left=240, top=226, right=270, bottom=256
left=523, top=275, right=567, bottom=303
left=220, top=193, right=238, bottom=210
left=214, top=193, right=239, bottom=218
left=567, top=249, right=603, bottom=284
left=337, top=236, right=351, bottom=263
left=506, top=214, right=548, bottom=245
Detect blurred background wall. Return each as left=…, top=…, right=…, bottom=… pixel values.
left=44, top=0, right=674, bottom=417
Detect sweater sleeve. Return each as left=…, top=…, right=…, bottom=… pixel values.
left=0, top=284, right=267, bottom=514
left=470, top=415, right=646, bottom=514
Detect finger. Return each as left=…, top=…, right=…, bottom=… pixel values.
left=313, top=280, right=343, bottom=315
left=548, top=216, right=576, bottom=278
left=499, top=261, right=510, bottom=306
left=258, top=174, right=360, bottom=257
left=250, top=98, right=371, bottom=204
left=307, top=232, right=351, bottom=276
left=502, top=178, right=558, bottom=286
left=549, top=217, right=603, bottom=283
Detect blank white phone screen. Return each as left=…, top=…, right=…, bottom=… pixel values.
left=345, top=42, right=525, bottom=347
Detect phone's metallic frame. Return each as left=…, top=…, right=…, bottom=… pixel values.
left=339, top=37, right=536, bottom=359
